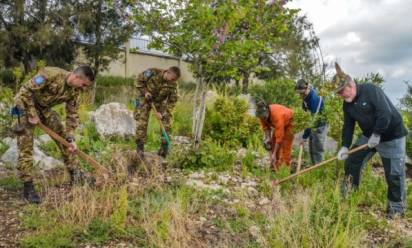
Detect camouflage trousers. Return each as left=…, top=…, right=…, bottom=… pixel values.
left=16, top=106, right=78, bottom=182
left=133, top=96, right=173, bottom=143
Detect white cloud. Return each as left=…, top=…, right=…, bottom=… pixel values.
left=288, top=0, right=412, bottom=104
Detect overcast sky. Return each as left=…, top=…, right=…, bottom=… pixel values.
left=288, top=0, right=412, bottom=104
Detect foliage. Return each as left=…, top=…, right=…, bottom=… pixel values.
left=170, top=138, right=236, bottom=171
left=0, top=85, right=14, bottom=138
left=72, top=0, right=134, bottom=74
left=0, top=1, right=76, bottom=72
left=110, top=186, right=128, bottom=234
left=400, top=82, right=412, bottom=158
left=203, top=96, right=260, bottom=148
left=133, top=0, right=296, bottom=93
left=171, top=93, right=194, bottom=137
left=250, top=78, right=300, bottom=106
left=256, top=15, right=322, bottom=83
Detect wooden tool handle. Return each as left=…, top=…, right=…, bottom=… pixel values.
left=296, top=144, right=304, bottom=172
left=150, top=103, right=166, bottom=130
left=273, top=144, right=368, bottom=186
left=37, top=122, right=110, bottom=176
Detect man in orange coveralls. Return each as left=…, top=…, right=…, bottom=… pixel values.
left=256, top=100, right=294, bottom=171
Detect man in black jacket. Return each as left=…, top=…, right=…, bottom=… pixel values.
left=334, top=63, right=408, bottom=219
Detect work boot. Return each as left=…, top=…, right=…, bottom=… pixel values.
left=136, top=139, right=145, bottom=161
left=68, top=168, right=95, bottom=186
left=23, top=181, right=41, bottom=204
left=386, top=209, right=405, bottom=220
left=157, top=141, right=169, bottom=158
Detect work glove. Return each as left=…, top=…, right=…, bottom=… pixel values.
left=367, top=133, right=381, bottom=148
left=337, top=147, right=349, bottom=161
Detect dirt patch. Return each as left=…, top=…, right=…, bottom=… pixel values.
left=0, top=187, right=26, bottom=248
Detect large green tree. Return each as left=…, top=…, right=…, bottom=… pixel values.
left=134, top=0, right=296, bottom=144
left=0, top=0, right=75, bottom=72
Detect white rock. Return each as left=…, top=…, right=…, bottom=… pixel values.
left=249, top=225, right=260, bottom=238
left=91, top=102, right=135, bottom=138
left=185, top=179, right=222, bottom=191
left=1, top=140, right=63, bottom=170
left=199, top=217, right=207, bottom=223
left=173, top=136, right=191, bottom=145
left=241, top=180, right=257, bottom=188
left=259, top=197, right=271, bottom=206
left=37, top=134, right=52, bottom=145
left=2, top=137, right=15, bottom=147
left=189, top=171, right=205, bottom=179
left=218, top=174, right=230, bottom=185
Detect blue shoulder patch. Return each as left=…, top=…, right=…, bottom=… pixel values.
left=143, top=70, right=153, bottom=79
left=34, top=75, right=46, bottom=85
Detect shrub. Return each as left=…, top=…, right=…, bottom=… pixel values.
left=170, top=138, right=236, bottom=171
left=203, top=96, right=260, bottom=148
left=0, top=69, right=17, bottom=88
left=249, top=78, right=300, bottom=107
left=0, top=85, right=14, bottom=138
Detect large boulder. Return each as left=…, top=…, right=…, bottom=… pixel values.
left=1, top=137, right=63, bottom=170
left=91, top=102, right=136, bottom=138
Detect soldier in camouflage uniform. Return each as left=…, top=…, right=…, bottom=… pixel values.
left=134, top=66, right=180, bottom=161
left=13, top=65, right=95, bottom=204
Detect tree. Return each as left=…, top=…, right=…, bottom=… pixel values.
left=400, top=81, right=412, bottom=158
left=134, top=0, right=296, bottom=145
left=256, top=15, right=324, bottom=83
left=0, top=0, right=76, bottom=72
left=68, top=0, right=135, bottom=103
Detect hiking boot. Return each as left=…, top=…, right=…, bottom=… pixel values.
left=386, top=208, right=405, bottom=220
left=68, top=168, right=95, bottom=186
left=23, top=181, right=41, bottom=204
left=157, top=141, right=169, bottom=158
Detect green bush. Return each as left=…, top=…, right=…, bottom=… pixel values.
left=250, top=78, right=300, bottom=107
left=81, top=218, right=112, bottom=245
left=170, top=138, right=236, bottom=171
left=0, top=85, right=14, bottom=138
left=203, top=96, right=260, bottom=148
left=0, top=69, right=17, bottom=88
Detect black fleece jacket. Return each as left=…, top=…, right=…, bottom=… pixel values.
left=342, top=83, right=407, bottom=147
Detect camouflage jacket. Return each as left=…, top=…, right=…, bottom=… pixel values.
left=135, top=68, right=178, bottom=107
left=15, top=67, right=81, bottom=138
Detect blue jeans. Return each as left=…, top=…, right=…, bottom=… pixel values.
left=309, top=125, right=328, bottom=165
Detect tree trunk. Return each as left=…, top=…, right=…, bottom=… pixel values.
left=241, top=71, right=250, bottom=94
left=192, top=61, right=207, bottom=149
left=90, top=0, right=103, bottom=105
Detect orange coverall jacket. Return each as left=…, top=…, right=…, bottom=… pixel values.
left=259, top=104, right=294, bottom=169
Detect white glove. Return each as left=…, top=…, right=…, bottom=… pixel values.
left=337, top=147, right=349, bottom=161
left=368, top=133, right=381, bottom=148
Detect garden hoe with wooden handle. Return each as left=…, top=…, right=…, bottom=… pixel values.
left=37, top=122, right=113, bottom=185
left=151, top=103, right=171, bottom=154
left=273, top=144, right=368, bottom=186
left=296, top=144, right=304, bottom=173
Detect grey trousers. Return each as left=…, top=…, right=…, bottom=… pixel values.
left=309, top=125, right=328, bottom=165
left=343, top=135, right=407, bottom=214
